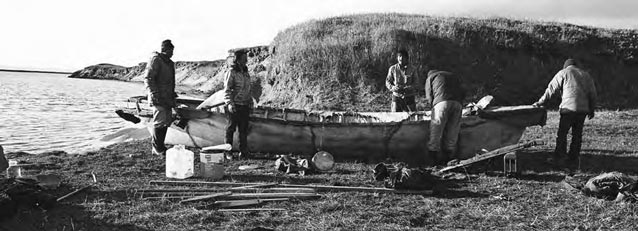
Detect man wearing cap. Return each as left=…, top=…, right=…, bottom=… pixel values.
left=386, top=49, right=417, bottom=112
left=144, top=39, right=177, bottom=156
left=223, top=50, right=252, bottom=159
left=425, top=70, right=465, bottom=166
left=533, top=58, right=597, bottom=164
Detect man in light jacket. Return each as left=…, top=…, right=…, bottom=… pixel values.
left=386, top=49, right=417, bottom=112
left=223, top=50, right=253, bottom=159
left=533, top=59, right=597, bottom=164
left=144, top=39, right=177, bottom=156
left=425, top=70, right=465, bottom=166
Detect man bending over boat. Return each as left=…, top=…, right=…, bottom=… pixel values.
left=223, top=50, right=252, bottom=159
left=386, top=49, right=417, bottom=112
left=144, top=39, right=177, bottom=156
left=533, top=58, right=597, bottom=165
left=425, top=70, right=465, bottom=166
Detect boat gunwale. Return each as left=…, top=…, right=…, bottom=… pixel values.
left=122, top=96, right=545, bottom=127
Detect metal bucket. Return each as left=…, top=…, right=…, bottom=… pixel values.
left=199, top=152, right=224, bottom=179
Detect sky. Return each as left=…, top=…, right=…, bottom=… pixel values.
left=1, top=0, right=637, bottom=72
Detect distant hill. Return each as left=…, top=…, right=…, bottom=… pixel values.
left=71, top=13, right=638, bottom=110
left=68, top=47, right=271, bottom=100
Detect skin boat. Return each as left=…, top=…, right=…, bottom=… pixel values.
left=118, top=95, right=546, bottom=164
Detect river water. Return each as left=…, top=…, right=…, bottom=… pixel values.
left=0, top=71, right=146, bottom=154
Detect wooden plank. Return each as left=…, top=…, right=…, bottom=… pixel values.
left=179, top=191, right=232, bottom=203
left=224, top=193, right=320, bottom=199
left=437, top=140, right=544, bottom=173
left=149, top=180, right=260, bottom=187
left=144, top=193, right=318, bottom=200
left=230, top=183, right=279, bottom=189
left=143, top=196, right=190, bottom=200
left=213, top=198, right=289, bottom=208
left=217, top=208, right=286, bottom=212
left=149, top=181, right=432, bottom=195
left=138, top=187, right=315, bottom=193
left=277, top=184, right=432, bottom=195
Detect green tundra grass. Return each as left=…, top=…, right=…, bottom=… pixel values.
left=2, top=110, right=638, bottom=230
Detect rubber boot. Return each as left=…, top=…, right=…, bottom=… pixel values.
left=428, top=150, right=440, bottom=166
left=152, top=126, right=168, bottom=155
left=439, top=150, right=451, bottom=166
left=238, top=147, right=252, bottom=160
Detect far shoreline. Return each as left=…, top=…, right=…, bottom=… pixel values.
left=0, top=69, right=73, bottom=75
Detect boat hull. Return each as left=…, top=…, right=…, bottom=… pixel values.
left=164, top=106, right=546, bottom=162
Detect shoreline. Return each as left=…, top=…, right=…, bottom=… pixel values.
left=0, top=69, right=73, bottom=75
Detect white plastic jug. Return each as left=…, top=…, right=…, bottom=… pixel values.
left=165, top=145, right=194, bottom=179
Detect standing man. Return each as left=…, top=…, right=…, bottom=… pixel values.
left=386, top=49, right=417, bottom=112
left=533, top=59, right=597, bottom=164
left=144, top=39, right=177, bottom=156
left=425, top=70, right=464, bottom=165
left=223, top=50, right=252, bottom=159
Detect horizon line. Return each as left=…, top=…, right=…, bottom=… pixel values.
left=0, top=69, right=73, bottom=75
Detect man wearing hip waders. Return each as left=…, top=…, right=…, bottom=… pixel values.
left=425, top=70, right=465, bottom=166
left=144, top=39, right=177, bottom=156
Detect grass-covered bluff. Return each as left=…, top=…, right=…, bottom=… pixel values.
left=262, top=13, right=638, bottom=111
left=70, top=13, right=638, bottom=111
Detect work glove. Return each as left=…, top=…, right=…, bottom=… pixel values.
left=588, top=111, right=595, bottom=120
left=226, top=103, right=236, bottom=114
left=532, top=102, right=541, bottom=108
left=149, top=93, right=161, bottom=106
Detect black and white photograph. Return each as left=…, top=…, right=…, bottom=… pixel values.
left=1, top=0, right=637, bottom=230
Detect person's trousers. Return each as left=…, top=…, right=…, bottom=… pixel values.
left=151, top=105, right=172, bottom=154
left=428, top=100, right=463, bottom=158
left=555, top=112, right=587, bottom=160
left=225, top=105, right=251, bottom=153
left=391, top=95, right=416, bottom=112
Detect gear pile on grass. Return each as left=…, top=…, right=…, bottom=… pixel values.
left=373, top=162, right=439, bottom=190
left=563, top=172, right=638, bottom=202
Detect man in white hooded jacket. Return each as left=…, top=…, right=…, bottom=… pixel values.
left=533, top=58, right=597, bottom=164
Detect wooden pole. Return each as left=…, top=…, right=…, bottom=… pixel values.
left=224, top=192, right=320, bottom=199
left=277, top=184, right=432, bottom=195
left=148, top=181, right=431, bottom=195
left=149, top=180, right=260, bottom=187
left=137, top=187, right=315, bottom=193
left=230, top=183, right=279, bottom=189
left=212, top=198, right=289, bottom=208
left=179, top=191, right=232, bottom=203
left=144, top=193, right=319, bottom=200
left=143, top=196, right=190, bottom=200
left=57, top=185, right=92, bottom=202
left=216, top=208, right=286, bottom=212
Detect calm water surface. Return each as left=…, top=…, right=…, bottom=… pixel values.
left=0, top=71, right=145, bottom=154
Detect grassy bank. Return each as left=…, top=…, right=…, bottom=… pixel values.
left=69, top=14, right=638, bottom=112
left=263, top=14, right=638, bottom=111
left=2, top=110, right=638, bottom=230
